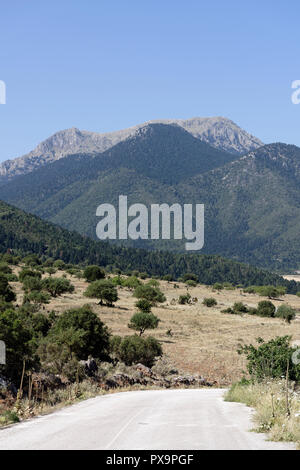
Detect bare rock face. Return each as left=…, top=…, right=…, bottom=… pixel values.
left=0, top=117, right=263, bottom=183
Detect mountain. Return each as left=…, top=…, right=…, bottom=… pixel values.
left=0, top=122, right=238, bottom=214
left=0, top=199, right=297, bottom=292
left=0, top=117, right=263, bottom=183
left=0, top=119, right=298, bottom=270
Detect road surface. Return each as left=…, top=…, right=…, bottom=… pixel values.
left=0, top=389, right=295, bottom=450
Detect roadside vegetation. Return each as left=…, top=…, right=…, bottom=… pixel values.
left=225, top=336, right=300, bottom=447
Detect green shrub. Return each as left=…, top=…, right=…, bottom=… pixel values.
left=183, top=273, right=198, bottom=283
left=19, top=268, right=42, bottom=282
left=128, top=312, right=160, bottom=336
left=83, top=265, right=105, bottom=282
left=232, top=302, right=249, bottom=314
left=237, top=336, right=300, bottom=381
left=111, top=335, right=162, bottom=367
left=122, top=276, right=141, bottom=289
left=42, top=277, right=74, bottom=297
left=46, top=305, right=110, bottom=360
left=203, top=297, right=217, bottom=307
left=135, top=299, right=152, bottom=313
left=133, top=285, right=166, bottom=305
left=147, top=279, right=160, bottom=287
left=256, top=300, right=276, bottom=318
left=185, top=280, right=197, bottom=287
left=213, top=282, right=223, bottom=291
left=22, top=276, right=43, bottom=293
left=0, top=274, right=16, bottom=302
left=275, top=304, right=296, bottom=323
left=84, top=279, right=118, bottom=306
left=22, top=254, right=41, bottom=266
left=53, top=260, right=65, bottom=270
left=0, top=263, right=12, bottom=275
left=24, top=291, right=51, bottom=307
left=178, top=293, right=191, bottom=305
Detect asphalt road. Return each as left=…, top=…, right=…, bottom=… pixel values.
left=0, top=389, right=295, bottom=450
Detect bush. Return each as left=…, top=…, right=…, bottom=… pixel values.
left=22, top=254, right=41, bottom=266
left=133, top=285, right=166, bottom=305
left=122, top=276, right=141, bottom=289
left=223, top=302, right=249, bottom=315
left=275, top=304, right=296, bottom=324
left=238, top=336, right=300, bottom=381
left=22, top=276, right=43, bottom=293
left=203, top=297, right=217, bottom=307
left=178, top=293, right=191, bottom=305
left=0, top=274, right=16, bottom=302
left=135, top=299, right=152, bottom=313
left=83, top=265, right=105, bottom=282
left=147, top=279, right=160, bottom=287
left=19, top=268, right=42, bottom=282
left=0, top=263, right=12, bottom=275
left=128, top=312, right=160, bottom=336
left=84, top=279, right=118, bottom=306
left=53, top=260, right=65, bottom=270
left=42, top=277, right=74, bottom=297
left=23, top=291, right=51, bottom=307
left=185, top=280, right=197, bottom=287
left=0, top=308, right=35, bottom=382
left=213, top=282, right=223, bottom=291
left=183, top=273, right=198, bottom=283
left=256, top=300, right=276, bottom=318
left=111, top=335, right=162, bottom=367
left=232, top=302, right=249, bottom=313
left=46, top=305, right=110, bottom=360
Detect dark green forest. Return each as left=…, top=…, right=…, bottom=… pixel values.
left=0, top=199, right=298, bottom=293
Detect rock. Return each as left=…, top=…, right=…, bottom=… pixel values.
left=80, top=357, right=98, bottom=377
left=32, top=372, right=63, bottom=392
left=134, top=363, right=154, bottom=378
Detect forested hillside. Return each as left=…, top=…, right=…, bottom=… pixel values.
left=0, top=200, right=298, bottom=293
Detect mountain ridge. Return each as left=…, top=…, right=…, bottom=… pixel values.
left=0, top=116, right=263, bottom=183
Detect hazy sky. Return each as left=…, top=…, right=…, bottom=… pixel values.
left=0, top=0, right=300, bottom=162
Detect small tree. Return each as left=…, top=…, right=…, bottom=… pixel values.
left=122, top=276, right=141, bottom=289
left=133, top=285, right=166, bottom=305
left=53, top=260, right=65, bottom=270
left=238, top=336, right=300, bottom=381
left=128, top=312, right=160, bottom=336
left=83, top=265, right=105, bottom=282
left=42, top=277, right=74, bottom=297
left=84, top=279, right=118, bottom=306
left=111, top=335, right=162, bottom=367
left=256, top=300, right=275, bottom=318
left=0, top=274, right=16, bottom=302
left=275, top=304, right=296, bottom=324
left=22, top=276, right=43, bottom=293
left=183, top=273, right=198, bottom=283
left=19, top=268, right=41, bottom=282
left=258, top=285, right=286, bottom=299
left=185, top=280, right=197, bottom=287
left=23, top=291, right=51, bottom=308
left=45, top=304, right=110, bottom=360
left=213, top=282, right=223, bottom=291
left=135, top=299, right=152, bottom=313
left=203, top=297, right=217, bottom=307
left=178, top=293, right=191, bottom=305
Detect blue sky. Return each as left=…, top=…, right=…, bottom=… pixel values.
left=0, top=0, right=299, bottom=162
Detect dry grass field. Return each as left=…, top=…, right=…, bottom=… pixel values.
left=11, top=267, right=300, bottom=386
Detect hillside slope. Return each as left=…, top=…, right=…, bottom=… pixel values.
left=0, top=199, right=297, bottom=291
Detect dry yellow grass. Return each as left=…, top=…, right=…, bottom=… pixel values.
left=11, top=267, right=300, bottom=386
